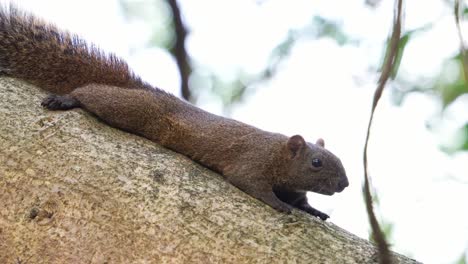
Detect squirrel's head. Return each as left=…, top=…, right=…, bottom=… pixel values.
left=280, top=135, right=348, bottom=195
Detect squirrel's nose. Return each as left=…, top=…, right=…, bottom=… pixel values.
left=337, top=177, right=349, bottom=192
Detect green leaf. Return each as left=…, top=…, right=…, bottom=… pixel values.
left=439, top=123, right=468, bottom=154
left=440, top=80, right=468, bottom=107
left=379, top=24, right=432, bottom=79
left=390, top=33, right=410, bottom=79
left=457, top=123, right=468, bottom=152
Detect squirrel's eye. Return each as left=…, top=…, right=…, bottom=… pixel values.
left=312, top=158, right=322, bottom=168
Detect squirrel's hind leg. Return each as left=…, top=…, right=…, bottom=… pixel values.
left=41, top=94, right=81, bottom=110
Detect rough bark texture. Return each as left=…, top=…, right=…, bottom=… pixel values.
left=0, top=77, right=419, bottom=264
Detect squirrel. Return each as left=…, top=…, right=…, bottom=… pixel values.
left=0, top=6, right=348, bottom=220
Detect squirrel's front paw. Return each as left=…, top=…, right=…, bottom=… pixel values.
left=302, top=206, right=329, bottom=220
left=41, top=94, right=80, bottom=110
left=314, top=211, right=329, bottom=221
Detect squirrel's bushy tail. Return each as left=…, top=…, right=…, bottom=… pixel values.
left=0, top=5, right=149, bottom=94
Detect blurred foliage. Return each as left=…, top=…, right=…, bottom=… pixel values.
left=208, top=30, right=298, bottom=115
left=206, top=15, right=353, bottom=114
left=119, top=0, right=468, bottom=149
left=365, top=0, right=383, bottom=8
left=455, top=251, right=467, bottom=264
left=119, top=0, right=174, bottom=51
left=421, top=53, right=466, bottom=154
left=119, top=0, right=352, bottom=113
left=441, top=122, right=468, bottom=153
left=388, top=1, right=468, bottom=154
left=309, top=16, right=351, bottom=46
left=380, top=23, right=432, bottom=81
left=390, top=51, right=468, bottom=107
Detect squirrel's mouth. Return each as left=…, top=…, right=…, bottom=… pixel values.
left=314, top=184, right=348, bottom=196
left=315, top=188, right=335, bottom=196
left=335, top=185, right=346, bottom=193
left=312, top=178, right=348, bottom=195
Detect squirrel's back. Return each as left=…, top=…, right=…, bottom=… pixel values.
left=0, top=5, right=150, bottom=94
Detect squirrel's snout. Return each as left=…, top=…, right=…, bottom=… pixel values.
left=336, top=177, right=349, bottom=192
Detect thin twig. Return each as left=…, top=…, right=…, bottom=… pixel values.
left=454, top=0, right=468, bottom=82
left=166, top=0, right=192, bottom=101
left=363, top=0, right=403, bottom=263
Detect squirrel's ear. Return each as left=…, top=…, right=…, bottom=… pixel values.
left=287, top=135, right=305, bottom=157
left=316, top=138, right=325, bottom=148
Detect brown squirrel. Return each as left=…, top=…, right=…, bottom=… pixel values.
left=0, top=6, right=348, bottom=220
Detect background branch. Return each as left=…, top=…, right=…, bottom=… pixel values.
left=166, top=0, right=192, bottom=102
left=363, top=0, right=403, bottom=263
left=454, top=0, right=468, bottom=82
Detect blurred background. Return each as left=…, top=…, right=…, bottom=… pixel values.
left=2, top=0, right=467, bottom=263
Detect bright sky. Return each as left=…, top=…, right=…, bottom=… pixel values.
left=3, top=0, right=468, bottom=263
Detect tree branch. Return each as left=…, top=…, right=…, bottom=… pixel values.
left=0, top=77, right=419, bottom=263
left=166, top=0, right=192, bottom=102
left=363, top=0, right=403, bottom=263
left=454, top=0, right=468, bottom=82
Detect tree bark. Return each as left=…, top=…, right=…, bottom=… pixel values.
left=0, top=77, right=419, bottom=264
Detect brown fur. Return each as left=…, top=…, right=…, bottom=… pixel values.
left=0, top=5, right=150, bottom=93
left=0, top=5, right=348, bottom=219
